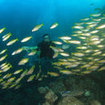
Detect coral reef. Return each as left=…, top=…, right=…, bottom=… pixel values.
left=0, top=71, right=105, bottom=105
left=38, top=71, right=105, bottom=105
left=57, top=96, right=84, bottom=105
left=38, top=86, right=58, bottom=105
left=90, top=100, right=101, bottom=105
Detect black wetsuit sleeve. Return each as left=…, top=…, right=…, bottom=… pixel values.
left=37, top=43, right=41, bottom=51
left=50, top=41, right=56, bottom=47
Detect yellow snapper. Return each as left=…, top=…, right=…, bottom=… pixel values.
left=0, top=27, right=6, bottom=33
left=12, top=48, right=23, bottom=55
left=18, top=58, right=29, bottom=65
left=2, top=33, right=12, bottom=41
left=27, top=75, right=35, bottom=82
left=32, top=23, right=43, bottom=32
left=59, top=36, right=71, bottom=40
left=0, top=54, right=7, bottom=62
left=47, top=72, right=59, bottom=76
left=53, top=41, right=62, bottom=45
left=0, top=49, right=7, bottom=55
left=7, top=38, right=18, bottom=46
left=28, top=50, right=37, bottom=56
left=13, top=69, right=23, bottom=75
left=50, top=22, right=59, bottom=29
left=96, top=24, right=105, bottom=29
left=21, top=36, right=32, bottom=43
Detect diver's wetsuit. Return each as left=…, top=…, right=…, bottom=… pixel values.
left=37, top=41, right=55, bottom=59
left=35, top=41, right=55, bottom=75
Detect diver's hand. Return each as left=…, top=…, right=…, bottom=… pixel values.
left=22, top=46, right=30, bottom=52
left=22, top=46, right=29, bottom=50
left=22, top=46, right=38, bottom=53
left=30, top=46, right=38, bottom=50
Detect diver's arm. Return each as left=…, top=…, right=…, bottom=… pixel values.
left=22, top=46, right=38, bottom=52
left=29, top=46, right=38, bottom=50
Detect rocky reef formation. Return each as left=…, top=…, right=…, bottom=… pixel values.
left=38, top=71, right=105, bottom=105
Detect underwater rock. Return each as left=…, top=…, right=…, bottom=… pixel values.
left=38, top=86, right=58, bottom=105
left=38, top=86, right=49, bottom=94
left=60, top=90, right=84, bottom=97
left=57, top=96, right=84, bottom=105
left=49, top=79, right=66, bottom=93
left=44, top=89, right=58, bottom=104
left=90, top=100, right=101, bottom=105
left=63, top=76, right=83, bottom=90
left=38, top=72, right=105, bottom=105
left=42, top=101, right=51, bottom=105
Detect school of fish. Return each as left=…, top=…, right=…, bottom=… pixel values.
left=0, top=11, right=105, bottom=89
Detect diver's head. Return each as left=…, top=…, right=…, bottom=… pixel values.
left=42, top=34, right=50, bottom=42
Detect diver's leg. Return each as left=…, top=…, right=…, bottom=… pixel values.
left=40, top=57, right=54, bottom=75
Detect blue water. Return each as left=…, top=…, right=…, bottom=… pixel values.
left=0, top=0, right=104, bottom=45
left=0, top=0, right=105, bottom=105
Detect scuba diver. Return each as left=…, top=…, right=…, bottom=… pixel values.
left=23, top=34, right=55, bottom=59
left=23, top=34, right=55, bottom=76
left=37, top=34, right=55, bottom=59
